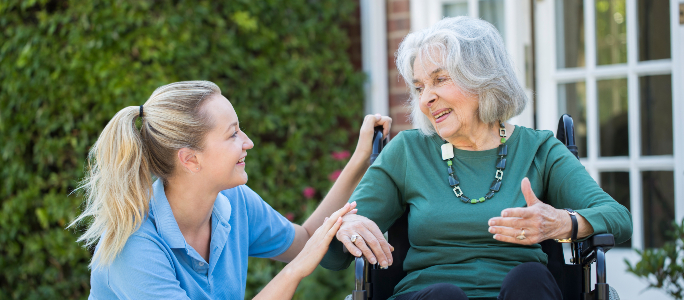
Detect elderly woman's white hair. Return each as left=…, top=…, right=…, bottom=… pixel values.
left=396, top=16, right=527, bottom=136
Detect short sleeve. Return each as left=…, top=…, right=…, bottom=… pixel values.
left=93, top=234, right=191, bottom=300
left=238, top=185, right=295, bottom=258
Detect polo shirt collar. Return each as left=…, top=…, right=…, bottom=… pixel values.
left=150, top=179, right=187, bottom=249
left=150, top=180, right=233, bottom=251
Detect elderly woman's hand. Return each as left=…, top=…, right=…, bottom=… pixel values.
left=336, top=213, right=394, bottom=268
left=487, top=178, right=574, bottom=245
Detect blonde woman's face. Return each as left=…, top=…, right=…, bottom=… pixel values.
left=412, top=55, right=479, bottom=140
left=198, top=94, right=254, bottom=190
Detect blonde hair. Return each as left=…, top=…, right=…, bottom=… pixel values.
left=396, top=17, right=527, bottom=135
left=70, top=81, right=220, bottom=267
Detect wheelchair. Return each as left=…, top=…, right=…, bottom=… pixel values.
left=345, top=115, right=617, bottom=300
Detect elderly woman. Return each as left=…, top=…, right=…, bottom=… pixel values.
left=320, top=17, right=632, bottom=300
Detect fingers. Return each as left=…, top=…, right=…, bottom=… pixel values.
left=493, top=233, right=534, bottom=245
left=499, top=207, right=533, bottom=219
left=362, top=114, right=392, bottom=139
left=365, top=221, right=393, bottom=266
left=344, top=209, right=358, bottom=216
left=373, top=114, right=392, bottom=140
left=323, top=217, right=344, bottom=244
left=323, top=202, right=356, bottom=231
left=352, top=232, right=378, bottom=265
left=357, top=227, right=390, bottom=267
left=489, top=214, right=533, bottom=228
left=489, top=225, right=532, bottom=239
left=339, top=234, right=363, bottom=257
left=521, top=177, right=541, bottom=207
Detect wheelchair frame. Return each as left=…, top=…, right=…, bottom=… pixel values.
left=347, top=115, right=616, bottom=300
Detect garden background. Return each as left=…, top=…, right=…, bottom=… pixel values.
left=0, top=0, right=366, bottom=298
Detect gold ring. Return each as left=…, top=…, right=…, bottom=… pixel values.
left=516, top=229, right=526, bottom=240
left=351, top=235, right=359, bottom=243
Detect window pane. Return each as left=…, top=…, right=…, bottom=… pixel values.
left=642, top=171, right=675, bottom=248
left=555, top=0, right=585, bottom=68
left=597, top=78, right=629, bottom=157
left=558, top=82, right=587, bottom=158
left=596, top=0, right=627, bottom=65
left=638, top=0, right=671, bottom=61
left=640, top=75, right=673, bottom=156
left=479, top=0, right=505, bottom=42
left=444, top=3, right=468, bottom=17
left=600, top=172, right=631, bottom=248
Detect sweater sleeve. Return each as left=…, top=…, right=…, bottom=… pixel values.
left=540, top=135, right=633, bottom=244
left=320, top=132, right=409, bottom=271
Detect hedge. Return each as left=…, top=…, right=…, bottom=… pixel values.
left=0, top=0, right=364, bottom=298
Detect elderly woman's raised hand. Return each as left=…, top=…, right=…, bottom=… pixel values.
left=487, top=178, right=575, bottom=245
left=336, top=212, right=394, bottom=269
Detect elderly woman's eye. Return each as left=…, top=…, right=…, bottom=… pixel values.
left=415, top=87, right=424, bottom=93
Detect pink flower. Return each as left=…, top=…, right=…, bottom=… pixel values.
left=332, top=150, right=351, bottom=161
left=303, top=187, right=316, bottom=199
left=285, top=212, right=295, bottom=222
left=328, top=169, right=342, bottom=181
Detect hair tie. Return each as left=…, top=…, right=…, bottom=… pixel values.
left=139, top=105, right=144, bottom=118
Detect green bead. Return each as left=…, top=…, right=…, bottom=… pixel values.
left=447, top=160, right=453, bottom=166
left=500, top=137, right=507, bottom=143
left=479, top=197, right=485, bottom=203
left=471, top=199, right=477, bottom=204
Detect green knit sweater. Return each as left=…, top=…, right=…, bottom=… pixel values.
left=320, top=126, right=632, bottom=299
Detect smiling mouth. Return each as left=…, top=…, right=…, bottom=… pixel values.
left=433, top=109, right=453, bottom=122
left=237, top=157, right=246, bottom=163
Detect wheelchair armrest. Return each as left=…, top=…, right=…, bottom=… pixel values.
left=580, top=234, right=614, bottom=258
left=577, top=234, right=613, bottom=300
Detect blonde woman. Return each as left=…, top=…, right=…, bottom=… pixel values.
left=71, top=81, right=393, bottom=299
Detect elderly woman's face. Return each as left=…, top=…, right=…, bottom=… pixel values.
left=412, top=56, right=479, bottom=140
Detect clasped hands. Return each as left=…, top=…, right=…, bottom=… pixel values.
left=337, top=178, right=574, bottom=265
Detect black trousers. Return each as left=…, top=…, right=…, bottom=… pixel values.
left=394, top=262, right=562, bottom=300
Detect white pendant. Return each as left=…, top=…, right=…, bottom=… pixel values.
left=441, top=143, right=454, bottom=160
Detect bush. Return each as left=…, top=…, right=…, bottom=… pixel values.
left=626, top=219, right=684, bottom=299
left=0, top=0, right=363, bottom=298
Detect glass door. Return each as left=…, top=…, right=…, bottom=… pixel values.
left=535, top=0, right=681, bottom=252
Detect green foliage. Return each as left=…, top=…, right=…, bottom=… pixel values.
left=626, top=219, right=684, bottom=299
left=0, top=0, right=363, bottom=298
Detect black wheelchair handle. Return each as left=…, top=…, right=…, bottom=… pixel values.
left=556, top=114, right=579, bottom=160
left=370, top=126, right=385, bottom=165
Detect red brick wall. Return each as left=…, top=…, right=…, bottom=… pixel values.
left=387, top=0, right=412, bottom=136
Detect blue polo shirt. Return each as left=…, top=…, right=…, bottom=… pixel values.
left=89, top=180, right=295, bottom=299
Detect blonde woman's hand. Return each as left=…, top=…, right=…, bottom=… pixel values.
left=355, top=114, right=392, bottom=159
left=287, top=202, right=357, bottom=279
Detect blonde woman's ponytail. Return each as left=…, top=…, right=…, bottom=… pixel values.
left=71, top=106, right=152, bottom=267
left=71, top=81, right=220, bottom=268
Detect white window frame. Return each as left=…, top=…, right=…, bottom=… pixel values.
left=410, top=0, right=535, bottom=128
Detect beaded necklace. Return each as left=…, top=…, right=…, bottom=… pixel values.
left=441, top=122, right=508, bottom=204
